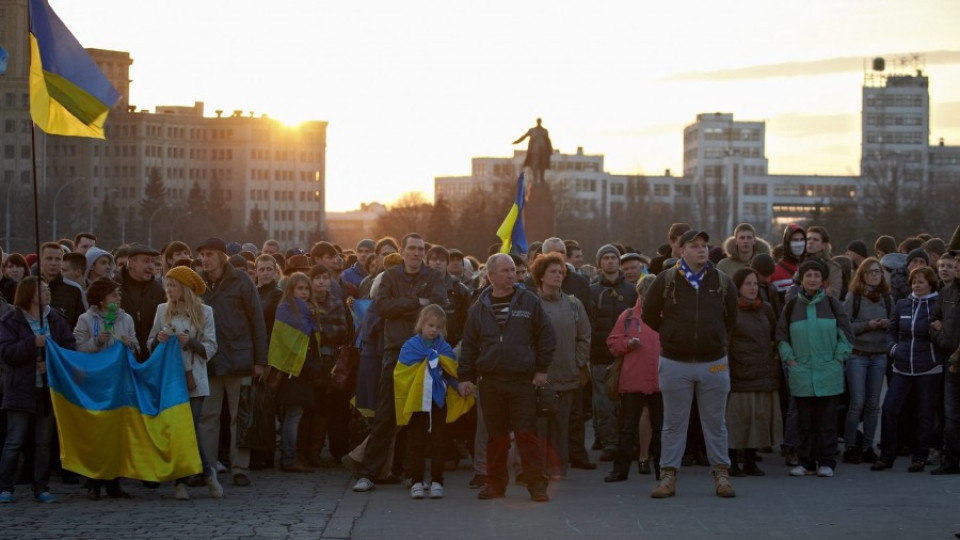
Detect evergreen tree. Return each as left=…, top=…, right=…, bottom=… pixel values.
left=207, top=179, right=231, bottom=234
left=246, top=205, right=268, bottom=247
left=96, top=197, right=122, bottom=249
left=137, top=167, right=167, bottom=244
left=426, top=196, right=455, bottom=248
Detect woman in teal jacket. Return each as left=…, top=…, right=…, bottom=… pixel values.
left=776, top=259, right=853, bottom=478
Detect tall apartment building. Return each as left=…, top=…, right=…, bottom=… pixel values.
left=861, top=57, right=930, bottom=184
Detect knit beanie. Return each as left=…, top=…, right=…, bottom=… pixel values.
left=166, top=266, right=206, bottom=296
left=907, top=247, right=929, bottom=267
left=798, top=258, right=829, bottom=281
left=383, top=253, right=403, bottom=269
left=846, top=240, right=868, bottom=259
left=748, top=253, right=775, bottom=278
left=596, top=244, right=620, bottom=265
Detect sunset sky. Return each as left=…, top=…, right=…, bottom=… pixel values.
left=51, top=0, right=960, bottom=211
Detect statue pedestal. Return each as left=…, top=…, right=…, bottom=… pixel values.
left=524, top=181, right=555, bottom=247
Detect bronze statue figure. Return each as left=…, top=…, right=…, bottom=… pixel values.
left=513, top=118, right=553, bottom=183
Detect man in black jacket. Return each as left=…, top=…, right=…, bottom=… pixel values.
left=38, top=242, right=85, bottom=329
left=118, top=244, right=165, bottom=362
left=590, top=244, right=637, bottom=460
left=352, top=233, right=446, bottom=493
left=197, top=238, right=268, bottom=487
left=458, top=253, right=556, bottom=502
left=642, top=229, right=738, bottom=499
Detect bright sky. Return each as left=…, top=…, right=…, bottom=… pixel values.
left=53, top=0, right=960, bottom=211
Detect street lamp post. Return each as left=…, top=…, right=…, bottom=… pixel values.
left=147, top=205, right=168, bottom=247
left=52, top=176, right=86, bottom=240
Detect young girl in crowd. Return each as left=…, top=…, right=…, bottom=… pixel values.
left=0, top=277, right=76, bottom=504
left=394, top=304, right=469, bottom=500
left=148, top=266, right=221, bottom=500
left=269, top=272, right=321, bottom=472
left=73, top=277, right=138, bottom=500
left=604, top=275, right=662, bottom=483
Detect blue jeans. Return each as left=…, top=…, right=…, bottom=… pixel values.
left=176, top=396, right=213, bottom=485
left=0, top=395, right=55, bottom=495
left=844, top=353, right=886, bottom=449
left=880, top=373, right=938, bottom=463
left=281, top=405, right=304, bottom=466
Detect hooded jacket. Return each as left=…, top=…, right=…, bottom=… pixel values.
left=729, top=300, right=779, bottom=393
left=458, top=285, right=556, bottom=383
left=776, top=289, right=854, bottom=397
left=716, top=236, right=772, bottom=276
left=770, top=224, right=805, bottom=297
left=84, top=247, right=116, bottom=286
left=888, top=291, right=941, bottom=376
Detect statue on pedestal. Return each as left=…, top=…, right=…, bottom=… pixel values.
left=513, top=118, right=553, bottom=184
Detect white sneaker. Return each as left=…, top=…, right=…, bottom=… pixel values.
left=789, top=465, right=814, bottom=476
left=352, top=477, right=374, bottom=493
left=429, top=482, right=444, bottom=499
left=816, top=466, right=834, bottom=477
left=174, top=483, right=190, bottom=500
left=410, top=482, right=425, bottom=499
left=215, top=461, right=227, bottom=474
left=205, top=474, right=224, bottom=499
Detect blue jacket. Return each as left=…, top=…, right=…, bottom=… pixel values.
left=888, top=292, right=941, bottom=375
left=0, top=307, right=76, bottom=412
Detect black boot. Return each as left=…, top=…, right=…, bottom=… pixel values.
left=742, top=448, right=765, bottom=476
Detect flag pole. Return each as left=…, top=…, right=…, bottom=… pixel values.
left=27, top=4, right=46, bottom=331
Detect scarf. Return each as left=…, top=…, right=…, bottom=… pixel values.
left=738, top=296, right=762, bottom=310
left=677, top=258, right=706, bottom=290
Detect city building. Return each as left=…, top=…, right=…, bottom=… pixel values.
left=0, top=1, right=328, bottom=250
left=325, top=202, right=386, bottom=250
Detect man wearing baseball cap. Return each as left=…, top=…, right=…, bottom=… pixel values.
left=195, top=237, right=268, bottom=487
left=641, top=229, right=739, bottom=499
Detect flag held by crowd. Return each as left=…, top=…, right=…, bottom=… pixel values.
left=496, top=172, right=528, bottom=255
left=45, top=341, right=202, bottom=483
left=268, top=299, right=319, bottom=377
left=28, top=0, right=119, bottom=138
left=394, top=335, right=473, bottom=427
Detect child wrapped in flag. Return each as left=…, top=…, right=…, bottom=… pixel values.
left=394, top=305, right=473, bottom=499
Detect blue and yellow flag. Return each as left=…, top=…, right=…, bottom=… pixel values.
left=45, top=341, right=202, bottom=483
left=496, top=172, right=528, bottom=255
left=394, top=335, right=473, bottom=426
left=268, top=299, right=319, bottom=377
left=28, top=0, right=119, bottom=138
left=0, top=46, right=8, bottom=75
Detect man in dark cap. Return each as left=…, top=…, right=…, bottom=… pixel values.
left=642, top=229, right=738, bottom=499
left=846, top=241, right=869, bottom=270
left=119, top=244, right=165, bottom=361
left=196, top=237, right=268, bottom=488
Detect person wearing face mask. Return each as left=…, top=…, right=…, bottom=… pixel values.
left=770, top=225, right=807, bottom=302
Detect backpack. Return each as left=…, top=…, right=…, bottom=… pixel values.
left=851, top=293, right=893, bottom=320
left=661, top=265, right=730, bottom=316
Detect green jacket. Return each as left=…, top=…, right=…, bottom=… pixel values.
left=776, top=289, right=853, bottom=397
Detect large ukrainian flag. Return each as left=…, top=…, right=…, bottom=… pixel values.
left=28, top=0, right=119, bottom=138
left=46, top=341, right=202, bottom=483
left=496, top=172, right=528, bottom=255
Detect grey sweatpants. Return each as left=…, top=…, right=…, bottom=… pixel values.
left=658, top=356, right=731, bottom=469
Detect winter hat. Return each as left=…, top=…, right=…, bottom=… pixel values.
left=166, top=266, right=206, bottom=296
left=241, top=242, right=259, bottom=254
left=798, top=258, right=829, bottom=281
left=748, top=253, right=776, bottom=278
left=596, top=244, right=621, bottom=265
left=846, top=240, right=869, bottom=259
left=197, top=237, right=227, bottom=254
left=907, top=247, right=929, bottom=267
left=949, top=226, right=960, bottom=253
left=226, top=242, right=242, bottom=256
left=356, top=239, right=376, bottom=252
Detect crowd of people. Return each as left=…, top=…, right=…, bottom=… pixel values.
left=0, top=221, right=958, bottom=504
